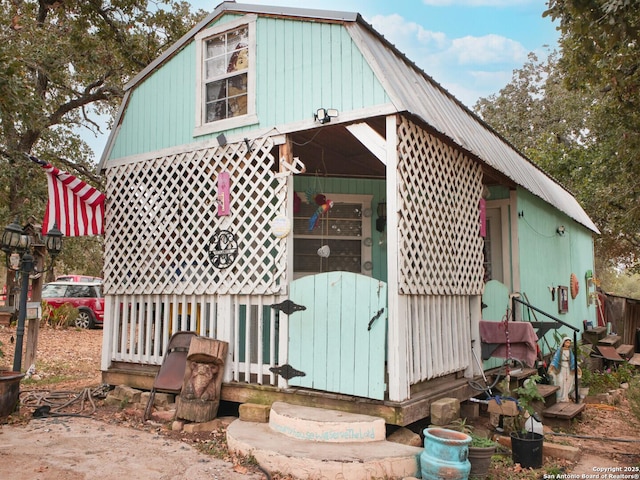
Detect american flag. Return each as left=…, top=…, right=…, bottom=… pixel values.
left=29, top=155, right=105, bottom=236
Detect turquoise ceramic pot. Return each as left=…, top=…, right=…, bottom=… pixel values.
left=421, top=427, right=472, bottom=480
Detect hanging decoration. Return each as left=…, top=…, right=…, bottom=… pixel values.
left=308, top=195, right=333, bottom=231
left=216, top=171, right=231, bottom=216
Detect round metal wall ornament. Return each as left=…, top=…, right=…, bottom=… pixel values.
left=207, top=230, right=238, bottom=269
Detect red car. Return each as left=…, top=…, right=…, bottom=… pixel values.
left=41, top=281, right=104, bottom=329
left=56, top=275, right=103, bottom=283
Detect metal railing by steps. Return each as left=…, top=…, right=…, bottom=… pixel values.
left=511, top=295, right=581, bottom=406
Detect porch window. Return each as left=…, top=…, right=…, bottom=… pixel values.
left=194, top=16, right=258, bottom=136
left=293, top=194, right=373, bottom=278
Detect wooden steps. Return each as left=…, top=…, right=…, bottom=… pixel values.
left=542, top=401, right=586, bottom=420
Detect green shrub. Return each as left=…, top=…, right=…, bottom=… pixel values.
left=628, top=376, right=640, bottom=422
left=41, top=302, right=79, bottom=328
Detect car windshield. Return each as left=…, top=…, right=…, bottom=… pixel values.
left=42, top=284, right=67, bottom=298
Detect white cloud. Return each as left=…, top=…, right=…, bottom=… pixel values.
left=370, top=14, right=527, bottom=68
left=370, top=14, right=447, bottom=50
left=448, top=34, right=527, bottom=65
left=367, top=13, right=530, bottom=106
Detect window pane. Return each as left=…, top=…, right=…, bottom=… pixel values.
left=206, top=79, right=226, bottom=102
left=205, top=57, right=227, bottom=79
left=42, top=285, right=67, bottom=298
left=294, top=239, right=362, bottom=274
left=226, top=47, right=248, bottom=73
left=229, top=94, right=247, bottom=117
left=227, top=27, right=248, bottom=51
left=205, top=35, right=225, bottom=59
left=206, top=99, right=227, bottom=123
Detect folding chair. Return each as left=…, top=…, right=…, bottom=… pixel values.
left=143, top=331, right=197, bottom=420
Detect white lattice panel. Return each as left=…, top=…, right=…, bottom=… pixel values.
left=397, top=118, right=484, bottom=295
left=103, top=137, right=288, bottom=296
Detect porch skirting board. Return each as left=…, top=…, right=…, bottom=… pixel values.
left=102, top=365, right=477, bottom=426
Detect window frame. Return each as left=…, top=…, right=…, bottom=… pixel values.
left=293, top=193, right=373, bottom=279
left=194, top=15, right=258, bottom=137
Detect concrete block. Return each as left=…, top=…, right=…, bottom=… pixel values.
left=183, top=416, right=236, bottom=433
left=460, top=401, right=480, bottom=420
left=430, top=398, right=460, bottom=426
left=151, top=409, right=176, bottom=423
left=172, top=419, right=185, bottom=431
left=105, top=385, right=142, bottom=405
left=387, top=427, right=422, bottom=447
left=141, top=391, right=175, bottom=406
left=239, top=403, right=271, bottom=423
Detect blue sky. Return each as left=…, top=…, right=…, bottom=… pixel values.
left=85, top=0, right=558, bottom=159
left=192, top=0, right=559, bottom=106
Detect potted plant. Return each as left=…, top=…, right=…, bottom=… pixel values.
left=468, top=432, right=497, bottom=480
left=447, top=418, right=497, bottom=480
left=0, top=339, right=26, bottom=419
left=509, top=374, right=545, bottom=469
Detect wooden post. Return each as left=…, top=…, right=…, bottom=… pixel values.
left=175, top=337, right=228, bottom=422
left=25, top=245, right=45, bottom=370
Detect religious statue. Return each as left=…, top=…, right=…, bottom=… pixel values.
left=548, top=337, right=580, bottom=402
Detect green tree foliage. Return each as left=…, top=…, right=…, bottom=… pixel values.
left=543, top=0, right=640, bottom=269
left=474, top=53, right=601, bottom=246
left=476, top=1, right=640, bottom=277
left=0, top=0, right=205, bottom=276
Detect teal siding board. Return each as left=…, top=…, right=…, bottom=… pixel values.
left=516, top=190, right=596, bottom=343
left=109, top=16, right=389, bottom=160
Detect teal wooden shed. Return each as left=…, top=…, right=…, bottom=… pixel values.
left=98, top=2, right=599, bottom=425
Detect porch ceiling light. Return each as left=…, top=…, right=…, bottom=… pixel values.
left=314, top=108, right=339, bottom=124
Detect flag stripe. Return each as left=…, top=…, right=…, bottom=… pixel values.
left=41, top=162, right=105, bottom=237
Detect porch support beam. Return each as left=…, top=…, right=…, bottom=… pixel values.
left=346, top=122, right=387, bottom=165
left=386, top=114, right=410, bottom=402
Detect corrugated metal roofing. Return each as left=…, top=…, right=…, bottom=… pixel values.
left=104, top=1, right=598, bottom=234
left=347, top=22, right=598, bottom=233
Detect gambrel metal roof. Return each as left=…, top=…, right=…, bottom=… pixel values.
left=104, top=1, right=599, bottom=234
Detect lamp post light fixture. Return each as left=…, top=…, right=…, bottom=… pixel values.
left=1, top=219, right=63, bottom=372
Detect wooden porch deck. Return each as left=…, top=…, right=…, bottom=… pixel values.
left=103, top=363, right=478, bottom=426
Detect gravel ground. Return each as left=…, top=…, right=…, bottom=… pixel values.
left=1, top=324, right=639, bottom=480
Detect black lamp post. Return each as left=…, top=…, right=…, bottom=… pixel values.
left=1, top=219, right=63, bottom=372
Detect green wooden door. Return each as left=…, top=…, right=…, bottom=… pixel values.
left=288, top=272, right=387, bottom=400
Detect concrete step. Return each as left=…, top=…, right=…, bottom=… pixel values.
left=227, top=402, right=422, bottom=480
left=269, top=401, right=386, bottom=443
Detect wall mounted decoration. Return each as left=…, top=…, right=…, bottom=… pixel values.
left=558, top=286, right=569, bottom=314
left=271, top=215, right=291, bottom=238
left=217, top=171, right=230, bottom=216
left=207, top=230, right=238, bottom=269
left=570, top=273, right=579, bottom=299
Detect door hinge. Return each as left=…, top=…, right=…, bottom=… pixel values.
left=269, top=364, right=306, bottom=380
left=270, top=299, right=306, bottom=315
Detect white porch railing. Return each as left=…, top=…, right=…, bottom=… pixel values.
left=100, top=293, right=286, bottom=386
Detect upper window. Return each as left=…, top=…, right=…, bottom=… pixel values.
left=195, top=16, right=257, bottom=136
left=204, top=27, right=248, bottom=121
